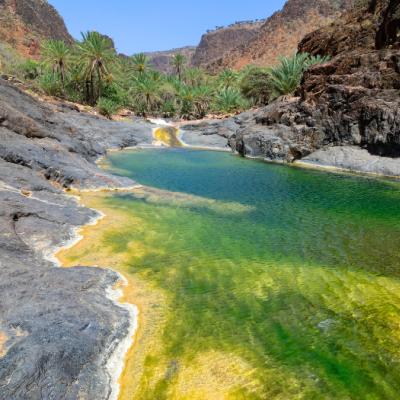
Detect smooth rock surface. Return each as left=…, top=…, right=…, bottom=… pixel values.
left=300, top=146, right=400, bottom=177
left=0, top=78, right=153, bottom=399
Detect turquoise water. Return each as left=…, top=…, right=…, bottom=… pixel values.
left=99, top=149, right=400, bottom=398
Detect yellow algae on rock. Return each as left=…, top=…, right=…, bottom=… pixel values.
left=0, top=332, right=8, bottom=358
left=153, top=127, right=183, bottom=147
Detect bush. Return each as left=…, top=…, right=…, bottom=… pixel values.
left=97, top=97, right=120, bottom=119
left=161, top=99, right=176, bottom=118
left=39, top=72, right=63, bottom=96
left=239, top=67, right=271, bottom=106
left=214, top=88, right=245, bottom=113
left=17, top=59, right=40, bottom=80
left=101, top=83, right=129, bottom=107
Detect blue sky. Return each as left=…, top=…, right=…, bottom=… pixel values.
left=49, top=0, right=286, bottom=55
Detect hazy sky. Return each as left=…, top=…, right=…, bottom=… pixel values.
left=49, top=0, right=286, bottom=55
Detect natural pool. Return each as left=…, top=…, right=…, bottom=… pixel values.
left=59, top=148, right=400, bottom=399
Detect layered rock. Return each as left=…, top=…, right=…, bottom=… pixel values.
left=205, top=0, right=354, bottom=72
left=0, top=0, right=73, bottom=58
left=0, top=77, right=154, bottom=399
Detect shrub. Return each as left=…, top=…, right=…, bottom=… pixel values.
left=17, top=59, right=40, bottom=80
left=161, top=99, right=176, bottom=118
left=39, top=72, right=63, bottom=96
left=101, top=83, right=129, bottom=107
left=239, top=66, right=271, bottom=105
left=97, top=97, right=120, bottom=119
left=214, top=88, right=245, bottom=113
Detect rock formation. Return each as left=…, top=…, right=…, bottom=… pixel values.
left=0, top=77, right=154, bottom=399
left=145, top=46, right=196, bottom=73
left=184, top=0, right=400, bottom=177
left=192, top=21, right=264, bottom=69
left=204, top=0, right=354, bottom=72
left=0, top=0, right=73, bottom=58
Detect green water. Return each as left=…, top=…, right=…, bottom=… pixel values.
left=105, top=148, right=400, bottom=399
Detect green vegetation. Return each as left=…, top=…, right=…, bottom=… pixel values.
left=269, top=53, right=330, bottom=99
left=6, top=32, right=330, bottom=118
left=97, top=97, right=121, bottom=119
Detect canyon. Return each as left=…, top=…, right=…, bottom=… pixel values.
left=0, top=0, right=399, bottom=398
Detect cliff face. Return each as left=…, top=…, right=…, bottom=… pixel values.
left=192, top=21, right=264, bottom=68
left=0, top=0, right=73, bottom=58
left=188, top=0, right=400, bottom=177
left=205, top=0, right=354, bottom=72
left=145, top=46, right=196, bottom=74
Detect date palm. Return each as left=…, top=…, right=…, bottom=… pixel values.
left=268, top=53, right=330, bottom=99
left=131, top=53, right=151, bottom=75
left=218, top=69, right=238, bottom=90
left=192, top=85, right=214, bottom=118
left=171, top=53, right=187, bottom=81
left=184, top=67, right=205, bottom=87
left=76, top=31, right=115, bottom=104
left=130, top=75, right=162, bottom=115
left=41, top=40, right=70, bottom=87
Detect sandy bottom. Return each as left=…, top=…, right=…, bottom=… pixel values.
left=56, top=189, right=260, bottom=400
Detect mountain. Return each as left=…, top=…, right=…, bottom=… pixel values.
left=0, top=0, right=73, bottom=59
left=145, top=46, right=196, bottom=74
left=203, top=0, right=354, bottom=72
left=192, top=0, right=400, bottom=176
left=191, top=20, right=264, bottom=68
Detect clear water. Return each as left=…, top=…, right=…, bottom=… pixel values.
left=71, top=149, right=400, bottom=399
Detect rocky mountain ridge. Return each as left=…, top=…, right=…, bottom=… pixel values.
left=192, top=20, right=264, bottom=68
left=0, top=0, right=72, bottom=58
left=205, top=0, right=355, bottom=72
left=145, top=46, right=197, bottom=74
left=183, top=0, right=400, bottom=176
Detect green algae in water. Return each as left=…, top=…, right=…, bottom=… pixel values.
left=105, top=149, right=400, bottom=398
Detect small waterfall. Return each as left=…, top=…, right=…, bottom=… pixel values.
left=149, top=119, right=183, bottom=147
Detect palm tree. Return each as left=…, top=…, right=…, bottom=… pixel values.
left=41, top=40, right=70, bottom=87
left=171, top=53, right=187, bottom=81
left=184, top=67, right=205, bottom=87
left=76, top=31, right=115, bottom=104
left=268, top=53, right=330, bottom=99
left=192, top=85, right=214, bottom=118
left=176, top=84, right=195, bottom=118
left=131, top=53, right=151, bottom=75
left=215, top=88, right=244, bottom=113
left=130, top=75, right=162, bottom=115
left=218, top=69, right=238, bottom=90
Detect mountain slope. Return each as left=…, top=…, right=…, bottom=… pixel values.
left=0, top=0, right=73, bottom=58
left=205, top=0, right=354, bottom=72
left=192, top=20, right=264, bottom=68
left=145, top=46, right=196, bottom=74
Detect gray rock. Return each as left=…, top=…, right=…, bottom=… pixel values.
left=300, top=146, right=400, bottom=177
left=0, top=78, right=153, bottom=399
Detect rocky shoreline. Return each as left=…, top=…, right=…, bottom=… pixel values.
left=0, top=77, right=155, bottom=399
left=1, top=0, right=399, bottom=391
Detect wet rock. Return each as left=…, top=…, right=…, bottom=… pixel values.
left=0, top=78, right=154, bottom=399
